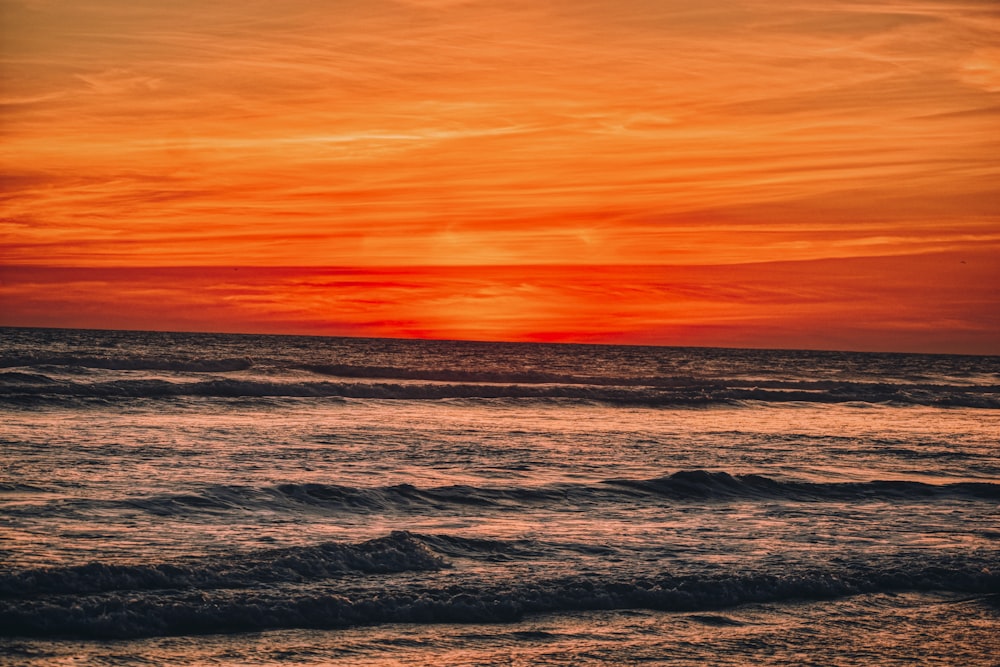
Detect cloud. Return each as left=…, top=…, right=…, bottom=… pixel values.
left=959, top=47, right=1000, bottom=92
left=3, top=256, right=998, bottom=352
left=74, top=68, right=161, bottom=94
left=1, top=0, right=997, bottom=350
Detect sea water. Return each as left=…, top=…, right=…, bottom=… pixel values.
left=1, top=327, right=997, bottom=665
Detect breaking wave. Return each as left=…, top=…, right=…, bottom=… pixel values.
left=1, top=534, right=995, bottom=639
left=0, top=533, right=445, bottom=598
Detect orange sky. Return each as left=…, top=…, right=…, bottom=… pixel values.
left=2, top=0, right=998, bottom=352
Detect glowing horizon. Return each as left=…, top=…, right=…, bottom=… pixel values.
left=2, top=0, right=998, bottom=353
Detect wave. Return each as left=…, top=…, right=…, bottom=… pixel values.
left=298, top=363, right=628, bottom=386
left=0, top=483, right=55, bottom=494
left=0, top=371, right=59, bottom=385
left=292, top=364, right=1000, bottom=397
left=1, top=377, right=997, bottom=408
left=0, top=355, right=254, bottom=373
left=265, top=472, right=1000, bottom=508
left=1, top=535, right=995, bottom=638
left=0, top=532, right=445, bottom=599
left=16, top=472, right=998, bottom=522
left=603, top=470, right=1000, bottom=501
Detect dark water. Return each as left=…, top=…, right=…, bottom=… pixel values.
left=1, top=328, right=998, bottom=665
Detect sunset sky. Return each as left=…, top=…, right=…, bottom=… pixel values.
left=2, top=0, right=998, bottom=353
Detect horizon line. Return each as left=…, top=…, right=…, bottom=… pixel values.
left=3, top=324, right=995, bottom=359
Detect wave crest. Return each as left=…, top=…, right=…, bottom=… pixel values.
left=0, top=532, right=445, bottom=599
left=2, top=377, right=997, bottom=408
left=0, top=355, right=254, bottom=373
left=1, top=541, right=995, bottom=638
left=17, top=472, right=997, bottom=523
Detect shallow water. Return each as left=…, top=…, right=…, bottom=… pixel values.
left=1, top=328, right=998, bottom=664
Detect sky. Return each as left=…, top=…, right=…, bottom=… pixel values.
left=1, top=0, right=998, bottom=353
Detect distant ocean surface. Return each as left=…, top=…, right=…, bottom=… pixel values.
left=1, top=327, right=998, bottom=666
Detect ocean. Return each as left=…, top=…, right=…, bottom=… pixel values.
left=1, top=327, right=997, bottom=665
